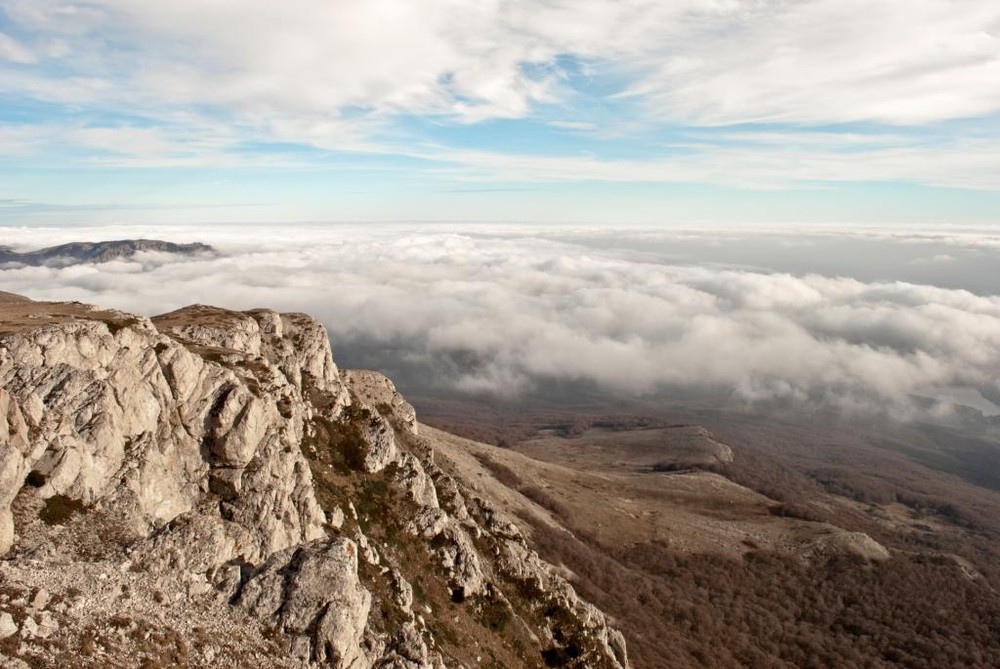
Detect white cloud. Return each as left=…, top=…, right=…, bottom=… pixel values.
left=619, top=1, right=1000, bottom=126
left=1, top=0, right=998, bottom=196
left=2, top=223, right=999, bottom=418
left=4, top=1, right=999, bottom=128
left=0, top=31, right=36, bottom=64
left=6, top=118, right=1000, bottom=191
left=911, top=254, right=956, bottom=265
left=3, top=0, right=567, bottom=123
left=410, top=135, right=1000, bottom=190
left=547, top=121, right=599, bottom=131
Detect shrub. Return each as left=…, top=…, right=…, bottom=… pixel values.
left=39, top=494, right=85, bottom=525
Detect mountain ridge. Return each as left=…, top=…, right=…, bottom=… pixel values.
left=0, top=240, right=215, bottom=267
left=0, top=293, right=628, bottom=668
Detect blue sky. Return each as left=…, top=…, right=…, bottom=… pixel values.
left=2, top=0, right=1000, bottom=225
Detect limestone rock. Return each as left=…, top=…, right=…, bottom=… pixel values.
left=395, top=453, right=439, bottom=509
left=390, top=568, right=414, bottom=611
left=239, top=538, right=371, bottom=668
left=0, top=302, right=334, bottom=567
left=386, top=621, right=429, bottom=665
left=357, top=530, right=381, bottom=566
left=359, top=409, right=398, bottom=474
left=35, top=612, right=57, bottom=639
left=343, top=370, right=418, bottom=435
left=328, top=506, right=346, bottom=529
left=432, top=475, right=470, bottom=522
left=436, top=524, right=486, bottom=600
left=0, top=296, right=631, bottom=669
left=0, top=612, right=16, bottom=639
left=29, top=588, right=49, bottom=611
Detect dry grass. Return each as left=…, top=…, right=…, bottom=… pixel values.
left=425, top=406, right=1000, bottom=668
left=0, top=300, right=143, bottom=336
left=150, top=304, right=249, bottom=330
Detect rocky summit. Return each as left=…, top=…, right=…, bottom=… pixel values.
left=0, top=294, right=628, bottom=668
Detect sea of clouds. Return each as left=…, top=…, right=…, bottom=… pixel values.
left=2, top=223, right=999, bottom=419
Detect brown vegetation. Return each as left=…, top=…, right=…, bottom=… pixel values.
left=419, top=397, right=1000, bottom=667
left=38, top=495, right=86, bottom=526
left=534, top=525, right=1000, bottom=669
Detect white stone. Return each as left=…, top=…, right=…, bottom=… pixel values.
left=19, top=616, right=37, bottom=638
left=35, top=612, right=57, bottom=639
left=30, top=588, right=49, bottom=611
left=328, top=507, right=345, bottom=529
left=0, top=612, right=16, bottom=639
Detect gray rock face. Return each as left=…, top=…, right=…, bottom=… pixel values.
left=359, top=409, right=398, bottom=473
left=342, top=370, right=418, bottom=435
left=0, top=389, right=31, bottom=551
left=0, top=296, right=630, bottom=668
left=0, top=304, right=333, bottom=565
left=239, top=539, right=371, bottom=668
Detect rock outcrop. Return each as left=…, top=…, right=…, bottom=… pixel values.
left=239, top=539, right=371, bottom=667
left=342, top=370, right=418, bottom=436
left=0, top=294, right=628, bottom=668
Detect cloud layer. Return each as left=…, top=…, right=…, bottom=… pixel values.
left=2, top=224, right=999, bottom=418
left=2, top=1, right=1000, bottom=197
left=5, top=1, right=999, bottom=126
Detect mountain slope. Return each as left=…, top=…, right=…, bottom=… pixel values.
left=418, top=406, right=1000, bottom=668
left=0, top=294, right=628, bottom=668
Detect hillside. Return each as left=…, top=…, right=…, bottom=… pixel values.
left=418, top=400, right=1000, bottom=668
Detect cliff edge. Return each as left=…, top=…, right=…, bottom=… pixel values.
left=0, top=294, right=628, bottom=668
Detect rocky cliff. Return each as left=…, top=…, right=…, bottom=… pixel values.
left=0, top=295, right=629, bottom=668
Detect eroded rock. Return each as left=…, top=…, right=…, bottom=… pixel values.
left=0, top=296, right=631, bottom=669
left=239, top=539, right=371, bottom=668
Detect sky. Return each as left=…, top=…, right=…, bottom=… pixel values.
left=3, top=0, right=1000, bottom=225
left=3, top=2, right=1000, bottom=421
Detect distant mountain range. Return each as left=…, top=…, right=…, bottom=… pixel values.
left=0, top=239, right=215, bottom=266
